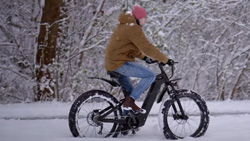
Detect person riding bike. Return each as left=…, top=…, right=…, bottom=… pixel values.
left=105, top=5, right=174, bottom=114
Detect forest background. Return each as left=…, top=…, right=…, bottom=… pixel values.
left=0, top=0, right=249, bottom=103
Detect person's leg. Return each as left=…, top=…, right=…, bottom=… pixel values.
left=118, top=75, right=133, bottom=116
left=115, top=62, right=156, bottom=113
left=119, top=75, right=133, bottom=94
left=115, top=62, right=156, bottom=100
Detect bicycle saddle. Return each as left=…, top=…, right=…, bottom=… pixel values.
left=107, top=71, right=121, bottom=79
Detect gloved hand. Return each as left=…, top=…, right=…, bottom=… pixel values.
left=166, top=59, right=174, bottom=66
left=143, top=56, right=154, bottom=64
left=160, top=59, right=174, bottom=66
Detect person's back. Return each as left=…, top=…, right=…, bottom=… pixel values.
left=105, top=5, right=174, bottom=113
left=105, top=12, right=145, bottom=71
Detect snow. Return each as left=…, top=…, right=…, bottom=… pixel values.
left=0, top=100, right=250, bottom=141
left=1, top=100, right=250, bottom=119
left=158, top=31, right=165, bottom=37
left=130, top=23, right=135, bottom=26
left=40, top=0, right=45, bottom=8
left=126, top=11, right=132, bottom=15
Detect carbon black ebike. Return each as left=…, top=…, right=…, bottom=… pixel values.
left=68, top=61, right=209, bottom=139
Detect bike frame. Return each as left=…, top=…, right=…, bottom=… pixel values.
left=136, top=64, right=180, bottom=127
left=99, top=63, right=186, bottom=128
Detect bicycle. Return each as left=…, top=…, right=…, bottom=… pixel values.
left=68, top=61, right=210, bottom=139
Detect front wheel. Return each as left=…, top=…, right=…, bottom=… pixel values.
left=161, top=90, right=209, bottom=139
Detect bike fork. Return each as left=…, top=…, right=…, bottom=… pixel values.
left=171, top=96, right=187, bottom=120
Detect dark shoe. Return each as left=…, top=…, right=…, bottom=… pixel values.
left=123, top=97, right=133, bottom=110
left=123, top=97, right=146, bottom=114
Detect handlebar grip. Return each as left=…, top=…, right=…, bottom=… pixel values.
left=150, top=60, right=178, bottom=66
left=151, top=60, right=159, bottom=64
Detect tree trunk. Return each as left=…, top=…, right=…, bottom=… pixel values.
left=36, top=0, right=62, bottom=101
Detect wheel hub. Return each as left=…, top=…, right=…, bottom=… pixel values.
left=87, top=110, right=101, bottom=126
left=173, top=112, right=189, bottom=124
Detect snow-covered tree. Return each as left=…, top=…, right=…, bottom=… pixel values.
left=0, top=0, right=249, bottom=103
left=139, top=0, right=250, bottom=100
left=0, top=0, right=40, bottom=103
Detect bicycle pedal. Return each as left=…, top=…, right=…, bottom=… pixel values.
left=120, top=125, right=130, bottom=136
left=132, top=130, right=136, bottom=135
left=121, top=130, right=129, bottom=136
left=131, top=128, right=139, bottom=135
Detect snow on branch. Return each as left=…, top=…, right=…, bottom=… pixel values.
left=79, top=0, right=105, bottom=48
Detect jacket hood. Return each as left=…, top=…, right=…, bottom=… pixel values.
left=118, top=13, right=136, bottom=24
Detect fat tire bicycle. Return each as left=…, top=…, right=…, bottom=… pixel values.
left=68, top=61, right=209, bottom=139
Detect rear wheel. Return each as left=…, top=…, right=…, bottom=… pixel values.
left=161, top=90, right=209, bottom=139
left=68, top=90, right=122, bottom=138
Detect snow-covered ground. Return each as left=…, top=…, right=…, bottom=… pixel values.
left=0, top=100, right=250, bottom=141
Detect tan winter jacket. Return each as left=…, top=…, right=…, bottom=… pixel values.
left=105, top=13, right=169, bottom=71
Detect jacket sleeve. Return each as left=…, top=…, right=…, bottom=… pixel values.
left=136, top=51, right=145, bottom=60
left=127, top=25, right=169, bottom=63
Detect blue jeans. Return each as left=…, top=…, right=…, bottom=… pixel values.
left=115, top=62, right=156, bottom=100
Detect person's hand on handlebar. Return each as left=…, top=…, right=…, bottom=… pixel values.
left=144, top=56, right=175, bottom=66
left=166, top=59, right=174, bottom=66
left=143, top=56, right=155, bottom=64
left=160, top=59, right=175, bottom=66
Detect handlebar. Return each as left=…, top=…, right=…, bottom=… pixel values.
left=148, top=60, right=178, bottom=79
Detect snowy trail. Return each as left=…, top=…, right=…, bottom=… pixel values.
left=1, top=100, right=250, bottom=120
left=1, top=100, right=250, bottom=141
left=1, top=115, right=250, bottom=141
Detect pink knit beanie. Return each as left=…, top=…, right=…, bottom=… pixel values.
left=132, top=5, right=147, bottom=19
